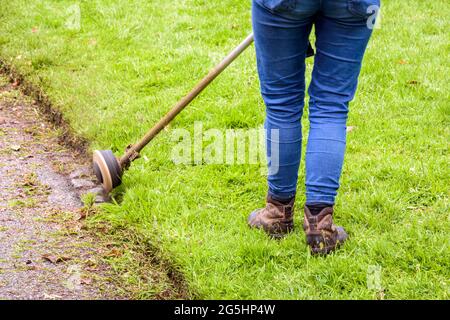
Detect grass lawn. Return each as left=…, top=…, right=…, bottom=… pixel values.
left=0, top=0, right=449, bottom=299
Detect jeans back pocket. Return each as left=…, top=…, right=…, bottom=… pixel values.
left=260, top=0, right=297, bottom=12
left=348, top=0, right=380, bottom=18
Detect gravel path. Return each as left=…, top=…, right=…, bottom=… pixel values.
left=0, top=75, right=120, bottom=299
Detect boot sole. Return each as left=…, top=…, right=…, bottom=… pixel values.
left=267, top=225, right=294, bottom=239
left=248, top=222, right=293, bottom=239
left=309, top=239, right=346, bottom=255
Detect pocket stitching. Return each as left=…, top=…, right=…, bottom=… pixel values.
left=348, top=0, right=366, bottom=18
left=348, top=0, right=380, bottom=18
left=262, top=0, right=296, bottom=13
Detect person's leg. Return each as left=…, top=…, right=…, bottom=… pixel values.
left=252, top=0, right=317, bottom=201
left=248, top=0, right=318, bottom=238
left=303, top=0, right=379, bottom=254
left=306, top=0, right=378, bottom=206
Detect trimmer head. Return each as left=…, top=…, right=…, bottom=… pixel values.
left=92, top=150, right=123, bottom=193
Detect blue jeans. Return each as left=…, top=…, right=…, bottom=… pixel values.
left=253, top=0, right=379, bottom=204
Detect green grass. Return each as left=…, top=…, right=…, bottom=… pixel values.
left=1, top=0, right=449, bottom=299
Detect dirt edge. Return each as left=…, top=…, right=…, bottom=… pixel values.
left=0, top=60, right=90, bottom=157
left=0, top=60, right=194, bottom=300
left=88, top=222, right=195, bottom=299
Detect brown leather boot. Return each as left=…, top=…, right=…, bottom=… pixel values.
left=303, top=206, right=348, bottom=255
left=247, top=195, right=295, bottom=238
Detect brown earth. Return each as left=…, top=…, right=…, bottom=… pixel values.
left=0, top=75, right=123, bottom=299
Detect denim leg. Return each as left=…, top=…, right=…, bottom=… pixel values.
left=252, top=0, right=316, bottom=199
left=305, top=1, right=376, bottom=204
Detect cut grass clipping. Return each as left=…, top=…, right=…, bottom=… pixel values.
left=1, top=0, right=449, bottom=299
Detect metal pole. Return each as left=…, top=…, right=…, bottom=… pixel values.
left=119, top=33, right=254, bottom=167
